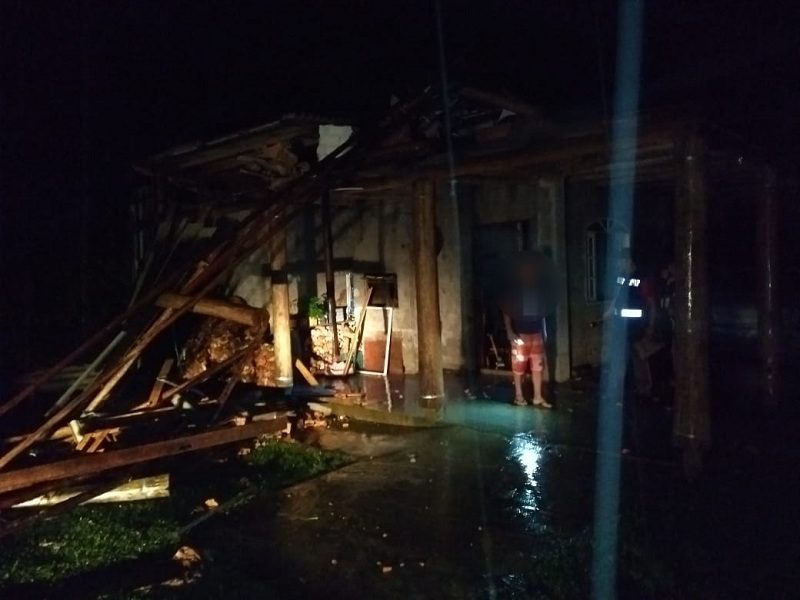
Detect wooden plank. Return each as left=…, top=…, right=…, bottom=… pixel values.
left=45, top=331, right=128, bottom=417
left=211, top=376, right=238, bottom=422
left=13, top=474, right=170, bottom=507
left=86, top=432, right=110, bottom=453
left=161, top=342, right=256, bottom=403
left=2, top=402, right=216, bottom=447
left=295, top=359, right=320, bottom=387
left=343, top=287, right=373, bottom=375
left=143, top=358, right=175, bottom=409
left=0, top=476, right=132, bottom=538
left=0, top=418, right=287, bottom=495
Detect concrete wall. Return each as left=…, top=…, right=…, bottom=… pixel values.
left=222, top=175, right=599, bottom=376
left=565, top=179, right=608, bottom=368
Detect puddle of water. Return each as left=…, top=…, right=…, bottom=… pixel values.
left=508, top=433, right=545, bottom=520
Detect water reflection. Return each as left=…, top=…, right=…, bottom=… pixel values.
left=509, top=433, right=544, bottom=516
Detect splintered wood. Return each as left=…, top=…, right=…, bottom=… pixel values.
left=0, top=419, right=288, bottom=495
left=13, top=474, right=170, bottom=507
left=0, top=92, right=431, bottom=529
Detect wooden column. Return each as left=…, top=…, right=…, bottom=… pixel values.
left=673, top=128, right=711, bottom=476
left=757, top=167, right=779, bottom=406
left=457, top=184, right=479, bottom=373
left=412, top=180, right=445, bottom=399
left=271, top=230, right=293, bottom=387
left=321, top=192, right=340, bottom=362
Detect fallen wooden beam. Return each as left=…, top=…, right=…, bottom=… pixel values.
left=12, top=474, right=170, bottom=507
left=0, top=418, right=287, bottom=495
left=161, top=342, right=256, bottom=403
left=1, top=399, right=231, bottom=448
left=156, top=293, right=267, bottom=328
left=141, top=358, right=175, bottom=409
left=295, top=359, right=320, bottom=387
left=0, top=476, right=133, bottom=538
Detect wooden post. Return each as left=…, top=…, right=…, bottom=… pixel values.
left=457, top=184, right=479, bottom=373
left=673, top=128, right=711, bottom=477
left=757, top=167, right=779, bottom=406
left=271, top=230, right=293, bottom=387
left=322, top=192, right=340, bottom=362
left=412, top=180, right=445, bottom=400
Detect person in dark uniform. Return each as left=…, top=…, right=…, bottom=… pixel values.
left=603, top=250, right=655, bottom=451
left=651, top=260, right=676, bottom=402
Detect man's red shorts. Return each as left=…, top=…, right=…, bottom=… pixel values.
left=511, top=333, right=545, bottom=374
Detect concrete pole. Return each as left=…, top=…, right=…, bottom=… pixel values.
left=412, top=180, right=445, bottom=400
left=757, top=167, right=779, bottom=407
left=673, top=128, right=711, bottom=477
left=321, top=192, right=340, bottom=362
left=537, top=178, right=572, bottom=382
left=270, top=229, right=293, bottom=387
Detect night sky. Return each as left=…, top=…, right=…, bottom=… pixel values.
left=2, top=0, right=799, bottom=373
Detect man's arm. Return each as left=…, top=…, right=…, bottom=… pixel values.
left=595, top=284, right=622, bottom=324
left=641, top=278, right=658, bottom=336
left=502, top=312, right=518, bottom=343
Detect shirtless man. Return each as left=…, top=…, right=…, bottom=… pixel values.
left=502, top=253, right=553, bottom=409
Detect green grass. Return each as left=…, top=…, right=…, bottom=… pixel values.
left=0, top=438, right=351, bottom=590
left=0, top=503, right=179, bottom=585
left=245, top=437, right=351, bottom=486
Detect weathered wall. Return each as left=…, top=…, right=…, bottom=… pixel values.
left=224, top=176, right=585, bottom=375
left=565, top=179, right=607, bottom=368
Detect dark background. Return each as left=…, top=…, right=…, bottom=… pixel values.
left=2, top=0, right=799, bottom=378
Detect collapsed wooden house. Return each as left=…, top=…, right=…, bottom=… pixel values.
left=0, top=84, right=783, bottom=516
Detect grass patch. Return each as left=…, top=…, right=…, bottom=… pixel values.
left=245, top=437, right=351, bottom=487
left=0, top=503, right=178, bottom=585
left=0, top=438, right=351, bottom=590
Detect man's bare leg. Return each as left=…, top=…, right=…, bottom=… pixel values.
left=532, top=369, right=544, bottom=403
left=532, top=367, right=552, bottom=408
left=513, top=373, right=526, bottom=405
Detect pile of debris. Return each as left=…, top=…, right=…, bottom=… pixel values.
left=0, top=92, right=427, bottom=534
left=182, top=312, right=278, bottom=387
left=309, top=323, right=356, bottom=374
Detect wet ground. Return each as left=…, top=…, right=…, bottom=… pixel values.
left=8, top=370, right=789, bottom=598
left=184, top=374, right=800, bottom=599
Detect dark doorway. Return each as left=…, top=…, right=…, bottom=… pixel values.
left=475, top=220, right=530, bottom=369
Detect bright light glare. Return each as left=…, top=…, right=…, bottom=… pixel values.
left=510, top=434, right=543, bottom=512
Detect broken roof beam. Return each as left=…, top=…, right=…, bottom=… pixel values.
left=351, top=128, right=675, bottom=189
left=459, top=86, right=552, bottom=124
left=155, top=293, right=267, bottom=328
left=139, top=123, right=314, bottom=173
